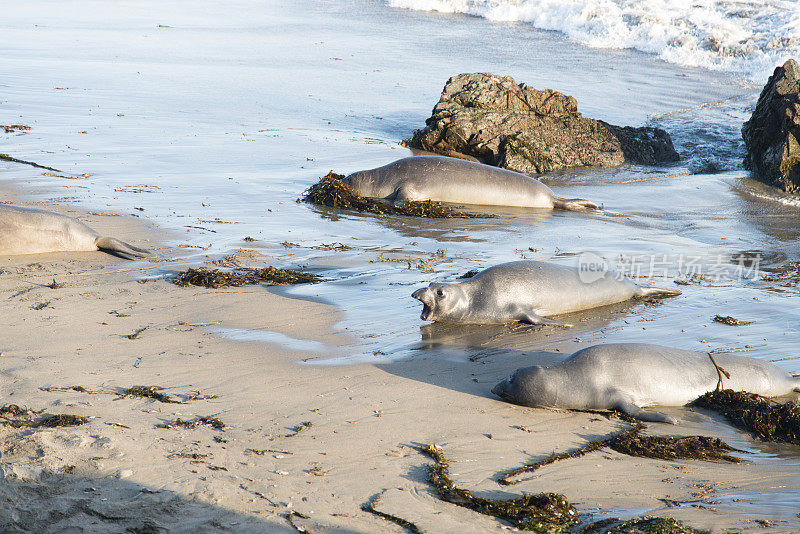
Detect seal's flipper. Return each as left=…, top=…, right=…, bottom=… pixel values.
left=390, top=183, right=418, bottom=205
left=95, top=237, right=151, bottom=259
left=552, top=198, right=601, bottom=212
left=515, top=308, right=573, bottom=327
left=613, top=399, right=677, bottom=424
left=634, top=287, right=682, bottom=299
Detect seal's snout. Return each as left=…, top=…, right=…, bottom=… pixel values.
left=492, top=380, right=512, bottom=401
left=411, top=287, right=433, bottom=321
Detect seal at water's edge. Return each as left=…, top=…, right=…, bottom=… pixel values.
left=344, top=156, right=599, bottom=211
left=411, top=260, right=679, bottom=326
left=0, top=205, right=150, bottom=258
left=492, top=343, right=800, bottom=424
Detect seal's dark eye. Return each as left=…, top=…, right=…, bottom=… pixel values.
left=436, top=289, right=444, bottom=297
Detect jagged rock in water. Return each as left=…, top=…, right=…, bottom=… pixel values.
left=407, top=73, right=679, bottom=175
left=742, top=59, right=800, bottom=193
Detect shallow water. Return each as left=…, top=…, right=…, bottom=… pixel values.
left=2, top=0, right=800, bottom=524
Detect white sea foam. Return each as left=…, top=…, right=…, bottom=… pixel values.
left=387, top=0, right=800, bottom=79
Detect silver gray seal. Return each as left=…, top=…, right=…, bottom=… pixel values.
left=492, top=343, right=800, bottom=424
left=344, top=156, right=599, bottom=211
left=0, top=205, right=150, bottom=258
left=411, top=260, right=679, bottom=326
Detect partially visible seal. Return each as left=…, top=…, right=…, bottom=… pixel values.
left=344, top=156, right=599, bottom=211
left=411, top=260, right=679, bottom=326
left=492, top=343, right=800, bottom=424
left=0, top=205, right=150, bottom=258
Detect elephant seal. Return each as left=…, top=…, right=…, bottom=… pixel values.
left=344, top=156, right=599, bottom=211
left=0, top=205, right=150, bottom=258
left=411, top=260, right=680, bottom=326
left=492, top=343, right=800, bottom=424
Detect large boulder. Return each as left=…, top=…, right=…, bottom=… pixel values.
left=407, top=73, right=679, bottom=175
left=742, top=59, right=800, bottom=193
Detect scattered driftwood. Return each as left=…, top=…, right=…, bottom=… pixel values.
left=499, top=423, right=741, bottom=486
left=173, top=266, right=321, bottom=288
left=420, top=444, right=578, bottom=531
left=301, top=171, right=490, bottom=218
left=692, top=389, right=800, bottom=445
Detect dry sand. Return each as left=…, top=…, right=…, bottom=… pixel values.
left=1, top=189, right=799, bottom=533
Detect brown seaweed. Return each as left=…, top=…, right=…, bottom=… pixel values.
left=692, top=389, right=800, bottom=445
left=762, top=261, right=800, bottom=286
left=499, top=423, right=741, bottom=486
left=361, top=491, right=424, bottom=534
left=420, top=444, right=578, bottom=532
left=0, top=405, right=88, bottom=428
left=173, top=266, right=321, bottom=288
left=0, top=152, right=61, bottom=172
left=581, top=516, right=712, bottom=533
left=1, top=125, right=30, bottom=134
left=712, top=315, right=752, bottom=326
left=157, top=416, right=225, bottom=430
left=301, top=171, right=491, bottom=218
left=120, top=386, right=182, bottom=404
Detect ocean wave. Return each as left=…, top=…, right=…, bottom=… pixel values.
left=387, top=0, right=800, bottom=80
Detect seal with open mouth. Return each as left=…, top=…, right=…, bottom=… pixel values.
left=411, top=260, right=679, bottom=326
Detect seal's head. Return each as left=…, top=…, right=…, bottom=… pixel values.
left=492, top=366, right=557, bottom=407
left=343, top=170, right=377, bottom=198
left=411, top=282, right=468, bottom=322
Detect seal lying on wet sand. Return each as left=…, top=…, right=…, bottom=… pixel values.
left=0, top=205, right=150, bottom=258
left=411, top=260, right=679, bottom=326
left=492, top=343, right=800, bottom=424
left=344, top=156, right=599, bottom=211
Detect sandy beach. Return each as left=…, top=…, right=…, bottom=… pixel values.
left=0, top=188, right=798, bottom=532
left=3, top=0, right=800, bottom=532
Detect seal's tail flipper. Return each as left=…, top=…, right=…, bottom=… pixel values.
left=634, top=287, right=682, bottom=299
left=95, top=237, right=151, bottom=259
left=514, top=307, right=573, bottom=327
left=552, top=198, right=601, bottom=212
left=613, top=399, right=678, bottom=424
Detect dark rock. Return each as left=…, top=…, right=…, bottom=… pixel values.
left=742, top=59, right=800, bottom=193
left=408, top=73, right=679, bottom=175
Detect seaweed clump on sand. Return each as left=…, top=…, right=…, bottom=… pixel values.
left=499, top=423, right=741, bottom=486
left=712, top=315, right=751, bottom=326
left=157, top=415, right=225, bottom=430
left=581, top=516, right=711, bottom=534
left=420, top=444, right=578, bottom=531
left=173, top=266, right=321, bottom=289
left=0, top=405, right=88, bottom=428
left=120, top=386, right=182, bottom=404
left=301, top=171, right=490, bottom=219
left=692, top=389, right=800, bottom=445
left=608, top=429, right=741, bottom=463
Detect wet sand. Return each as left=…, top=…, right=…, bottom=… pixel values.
left=0, top=189, right=798, bottom=532
left=3, top=0, right=800, bottom=531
